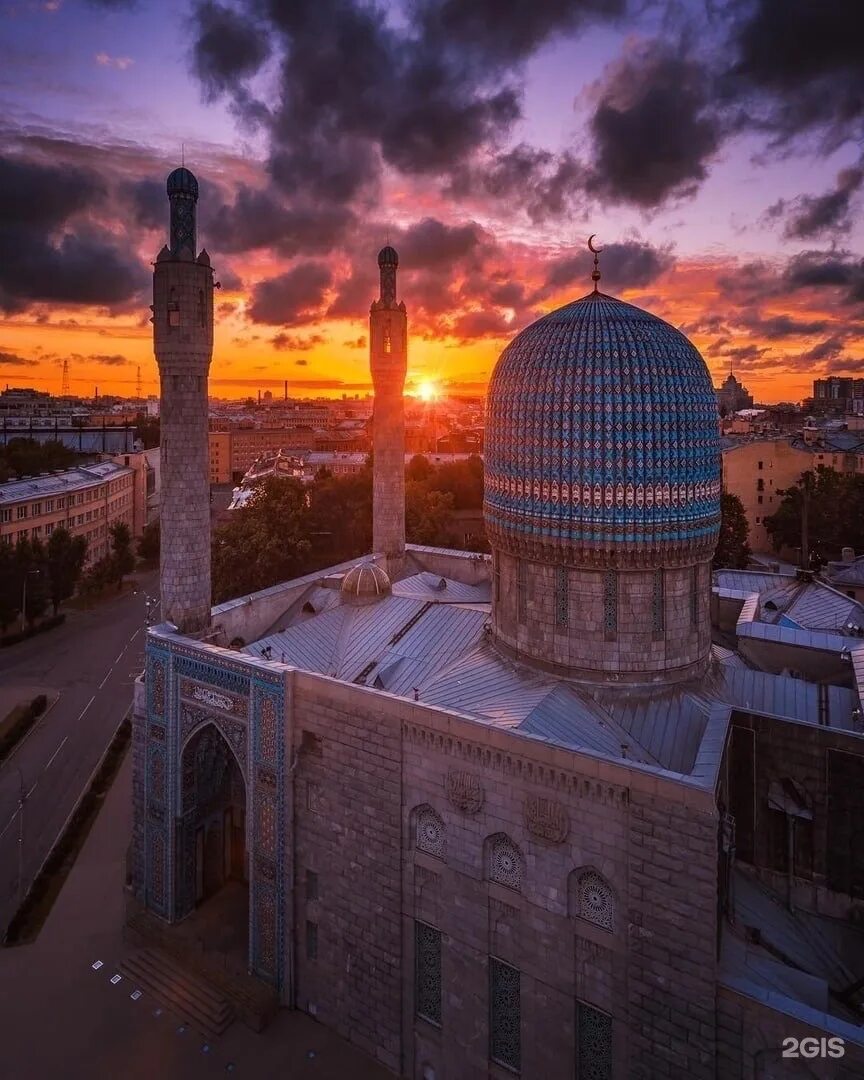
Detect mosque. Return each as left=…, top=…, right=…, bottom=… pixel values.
left=129, top=169, right=864, bottom=1077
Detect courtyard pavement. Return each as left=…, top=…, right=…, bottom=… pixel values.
left=0, top=751, right=391, bottom=1080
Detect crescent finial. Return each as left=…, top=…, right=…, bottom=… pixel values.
left=588, top=234, right=603, bottom=292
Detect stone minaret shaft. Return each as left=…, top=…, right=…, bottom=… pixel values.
left=370, top=247, right=407, bottom=575
left=152, top=168, right=214, bottom=634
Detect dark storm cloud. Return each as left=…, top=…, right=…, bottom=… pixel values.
left=271, top=332, right=327, bottom=350
left=247, top=262, right=332, bottom=326
left=728, top=0, right=864, bottom=147
left=87, top=353, right=128, bottom=366
left=216, top=265, right=244, bottom=291
left=399, top=218, right=489, bottom=269
left=767, top=167, right=864, bottom=240
left=449, top=309, right=515, bottom=342
left=125, top=178, right=165, bottom=231
left=0, top=351, right=39, bottom=367
left=415, top=0, right=625, bottom=66
left=0, top=155, right=148, bottom=313
left=739, top=312, right=829, bottom=338
left=545, top=241, right=674, bottom=292
left=188, top=0, right=621, bottom=214
left=586, top=45, right=722, bottom=207
left=207, top=185, right=356, bottom=255
left=798, top=335, right=846, bottom=363
left=191, top=1, right=271, bottom=100
left=448, top=145, right=585, bottom=222
left=0, top=155, right=101, bottom=228
left=783, top=251, right=864, bottom=303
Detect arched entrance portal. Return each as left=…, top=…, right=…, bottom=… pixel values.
left=175, top=724, right=248, bottom=967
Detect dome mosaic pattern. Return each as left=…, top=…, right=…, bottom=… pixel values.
left=484, top=292, right=721, bottom=568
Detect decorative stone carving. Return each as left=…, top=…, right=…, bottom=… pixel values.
left=180, top=678, right=248, bottom=719
left=445, top=769, right=484, bottom=814
left=524, top=796, right=569, bottom=843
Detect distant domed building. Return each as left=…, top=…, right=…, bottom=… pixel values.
left=485, top=290, right=721, bottom=682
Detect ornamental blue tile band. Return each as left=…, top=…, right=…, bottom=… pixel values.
left=484, top=290, right=721, bottom=568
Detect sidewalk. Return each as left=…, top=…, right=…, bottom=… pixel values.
left=0, top=752, right=391, bottom=1080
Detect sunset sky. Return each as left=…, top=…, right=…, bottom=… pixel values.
left=1, top=0, right=862, bottom=402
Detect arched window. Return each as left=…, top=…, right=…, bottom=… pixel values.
left=413, top=804, right=446, bottom=859
left=383, top=321, right=392, bottom=354
left=198, top=289, right=205, bottom=328
left=569, top=869, right=615, bottom=932
left=486, top=833, right=524, bottom=891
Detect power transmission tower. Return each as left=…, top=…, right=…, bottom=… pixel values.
left=136, top=365, right=142, bottom=398
left=61, top=358, right=69, bottom=396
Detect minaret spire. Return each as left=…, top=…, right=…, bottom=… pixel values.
left=370, top=244, right=407, bottom=575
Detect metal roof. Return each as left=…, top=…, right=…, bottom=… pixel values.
left=392, top=572, right=491, bottom=604
left=0, top=460, right=132, bottom=503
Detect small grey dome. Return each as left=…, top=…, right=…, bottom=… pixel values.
left=341, top=562, right=392, bottom=606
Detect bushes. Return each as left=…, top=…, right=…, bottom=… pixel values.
left=0, top=692, right=52, bottom=762
left=0, top=613, right=65, bottom=648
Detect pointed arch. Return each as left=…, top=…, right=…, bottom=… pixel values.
left=485, top=832, right=525, bottom=891
left=411, top=803, right=446, bottom=860
left=569, top=867, right=615, bottom=932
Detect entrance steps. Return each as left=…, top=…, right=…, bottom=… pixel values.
left=121, top=948, right=234, bottom=1037
left=125, top=905, right=279, bottom=1032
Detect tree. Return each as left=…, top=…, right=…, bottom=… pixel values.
left=109, top=521, right=136, bottom=589
left=713, top=492, right=751, bottom=570
left=134, top=413, right=160, bottom=450
left=405, top=483, right=456, bottom=546
left=46, top=526, right=88, bottom=613
left=80, top=555, right=114, bottom=598
left=764, top=467, right=864, bottom=563
left=406, top=454, right=433, bottom=482
left=0, top=540, right=17, bottom=632
left=137, top=519, right=160, bottom=562
left=14, top=536, right=48, bottom=625
left=211, top=477, right=311, bottom=603
left=0, top=438, right=77, bottom=481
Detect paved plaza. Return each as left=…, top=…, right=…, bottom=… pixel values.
left=0, top=750, right=389, bottom=1080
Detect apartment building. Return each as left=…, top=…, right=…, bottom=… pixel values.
left=0, top=461, right=136, bottom=566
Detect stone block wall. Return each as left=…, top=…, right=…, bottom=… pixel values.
left=493, top=551, right=712, bottom=683
left=716, top=984, right=864, bottom=1079
left=288, top=674, right=720, bottom=1079
left=291, top=674, right=404, bottom=1074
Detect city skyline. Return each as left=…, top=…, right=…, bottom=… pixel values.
left=1, top=0, right=863, bottom=403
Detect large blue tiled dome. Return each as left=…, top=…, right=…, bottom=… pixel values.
left=483, top=291, right=721, bottom=568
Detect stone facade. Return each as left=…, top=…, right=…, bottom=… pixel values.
left=152, top=178, right=214, bottom=634
left=370, top=247, right=407, bottom=577
left=134, top=637, right=725, bottom=1078
left=492, top=551, right=713, bottom=683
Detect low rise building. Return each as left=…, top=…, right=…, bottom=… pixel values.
left=0, top=461, right=137, bottom=565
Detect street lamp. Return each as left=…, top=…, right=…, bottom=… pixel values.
left=20, top=568, right=41, bottom=634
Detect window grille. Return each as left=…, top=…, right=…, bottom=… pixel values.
left=487, top=835, right=524, bottom=890
left=603, top=571, right=617, bottom=634
left=415, top=806, right=446, bottom=859
left=489, top=958, right=520, bottom=1071
left=576, top=1002, right=612, bottom=1080
left=556, top=565, right=569, bottom=627
left=415, top=921, right=442, bottom=1026
left=305, top=869, right=318, bottom=901
left=575, top=870, right=615, bottom=931
left=651, top=568, right=664, bottom=632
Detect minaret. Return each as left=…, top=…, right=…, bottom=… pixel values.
left=369, top=245, right=407, bottom=575
left=152, top=167, right=214, bottom=633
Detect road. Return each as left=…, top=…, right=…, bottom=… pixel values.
left=0, top=572, right=159, bottom=936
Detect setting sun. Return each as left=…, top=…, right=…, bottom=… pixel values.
left=416, top=380, right=439, bottom=402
